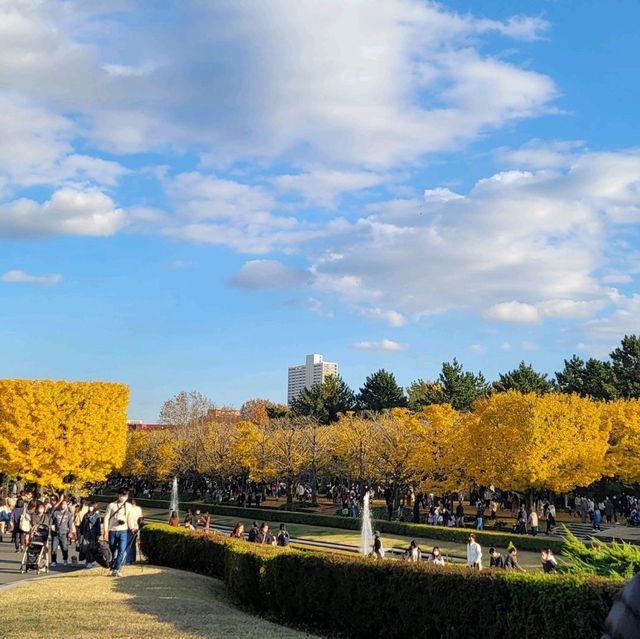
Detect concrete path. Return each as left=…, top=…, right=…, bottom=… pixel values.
left=0, top=536, right=83, bottom=589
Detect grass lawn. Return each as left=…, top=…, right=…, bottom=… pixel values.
left=0, top=566, right=320, bottom=639
left=132, top=504, right=547, bottom=571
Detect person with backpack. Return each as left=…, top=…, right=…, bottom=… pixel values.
left=247, top=521, right=259, bottom=542
left=276, top=523, right=290, bottom=547
left=0, top=499, right=11, bottom=543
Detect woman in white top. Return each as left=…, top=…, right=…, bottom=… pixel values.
left=466, top=533, right=482, bottom=570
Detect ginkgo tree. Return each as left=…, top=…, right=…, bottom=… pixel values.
left=461, top=391, right=610, bottom=500
left=0, top=379, right=129, bottom=489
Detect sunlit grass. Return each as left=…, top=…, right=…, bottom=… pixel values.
left=0, top=567, right=320, bottom=639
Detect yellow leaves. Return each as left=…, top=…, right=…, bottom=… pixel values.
left=0, top=379, right=129, bottom=489
left=462, top=391, right=610, bottom=493
left=603, top=399, right=640, bottom=482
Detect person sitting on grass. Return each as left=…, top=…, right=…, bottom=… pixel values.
left=230, top=522, right=244, bottom=539
left=256, top=522, right=275, bottom=545
left=541, top=548, right=558, bottom=574
left=403, top=540, right=421, bottom=562
left=489, top=547, right=504, bottom=568
left=504, top=547, right=525, bottom=572
left=276, top=523, right=290, bottom=547
left=430, top=546, right=444, bottom=566
left=168, top=511, right=179, bottom=527
left=248, top=521, right=259, bottom=542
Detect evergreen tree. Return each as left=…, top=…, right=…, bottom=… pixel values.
left=406, top=379, right=447, bottom=411
left=437, top=358, right=489, bottom=411
left=357, top=369, right=407, bottom=411
left=290, top=375, right=355, bottom=424
left=493, top=361, right=553, bottom=394
left=611, top=335, right=640, bottom=399
left=555, top=355, right=617, bottom=400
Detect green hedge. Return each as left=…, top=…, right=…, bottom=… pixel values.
left=140, top=523, right=620, bottom=639
left=97, top=494, right=564, bottom=553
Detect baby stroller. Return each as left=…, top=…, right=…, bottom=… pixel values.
left=20, top=523, right=50, bottom=574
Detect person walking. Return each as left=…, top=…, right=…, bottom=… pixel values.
left=593, top=506, right=603, bottom=531
left=372, top=531, right=385, bottom=559
left=79, top=502, right=102, bottom=568
left=475, top=502, right=485, bottom=530
left=455, top=501, right=465, bottom=527
left=126, top=499, right=143, bottom=564
left=10, top=498, right=27, bottom=552
left=528, top=509, right=539, bottom=536
left=466, top=533, right=482, bottom=570
left=50, top=500, right=74, bottom=567
left=103, top=488, right=136, bottom=577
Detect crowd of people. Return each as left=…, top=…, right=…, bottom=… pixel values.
left=0, top=487, right=143, bottom=576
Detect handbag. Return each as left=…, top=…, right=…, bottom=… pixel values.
left=19, top=512, right=31, bottom=534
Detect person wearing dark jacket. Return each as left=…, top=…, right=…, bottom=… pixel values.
left=80, top=502, right=102, bottom=568
left=489, top=547, right=505, bottom=568
left=602, top=572, right=640, bottom=639
left=504, top=547, right=525, bottom=572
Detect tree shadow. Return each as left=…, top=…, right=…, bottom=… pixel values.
left=113, top=567, right=318, bottom=638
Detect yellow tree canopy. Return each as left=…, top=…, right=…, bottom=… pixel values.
left=415, top=403, right=464, bottom=491
left=121, top=429, right=178, bottom=482
left=328, top=413, right=377, bottom=482
left=368, top=409, right=428, bottom=489
left=603, top=398, right=640, bottom=482
left=0, top=379, right=129, bottom=489
left=462, top=391, right=610, bottom=493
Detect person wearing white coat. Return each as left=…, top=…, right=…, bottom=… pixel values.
left=467, top=533, right=482, bottom=570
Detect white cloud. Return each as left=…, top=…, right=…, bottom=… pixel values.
left=352, top=339, right=407, bottom=351
left=312, top=149, right=640, bottom=326
left=359, top=307, right=407, bottom=327
left=501, top=342, right=512, bottom=351
left=2, top=270, right=62, bottom=285
left=0, top=1, right=557, bottom=171
left=521, top=341, right=540, bottom=351
left=230, top=260, right=311, bottom=289
left=274, top=169, right=385, bottom=208
left=305, top=298, right=334, bottom=319
left=0, top=188, right=128, bottom=238
left=484, top=301, right=540, bottom=323
left=470, top=344, right=487, bottom=353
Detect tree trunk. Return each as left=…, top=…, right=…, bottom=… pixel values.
left=311, top=461, right=318, bottom=507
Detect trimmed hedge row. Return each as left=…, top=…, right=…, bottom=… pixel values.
left=140, top=523, right=620, bottom=639
left=97, top=494, right=564, bottom=553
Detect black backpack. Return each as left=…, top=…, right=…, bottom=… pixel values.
left=93, top=539, right=113, bottom=568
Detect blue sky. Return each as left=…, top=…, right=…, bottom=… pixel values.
left=1, top=1, right=639, bottom=420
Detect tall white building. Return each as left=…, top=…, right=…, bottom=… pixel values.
left=288, top=354, right=338, bottom=404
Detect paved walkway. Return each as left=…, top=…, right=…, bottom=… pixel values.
left=0, top=537, right=83, bottom=589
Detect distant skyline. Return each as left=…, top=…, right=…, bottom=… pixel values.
left=1, top=1, right=639, bottom=421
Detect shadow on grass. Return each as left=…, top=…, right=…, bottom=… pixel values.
left=112, top=567, right=317, bottom=639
